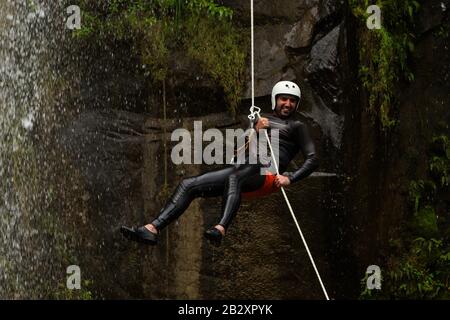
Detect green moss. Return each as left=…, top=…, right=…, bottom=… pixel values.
left=361, top=134, right=450, bottom=299
left=53, top=280, right=94, bottom=300
left=73, top=0, right=245, bottom=114
left=410, top=206, right=439, bottom=239
left=349, top=0, right=419, bottom=129
left=408, top=180, right=436, bottom=213
left=185, top=15, right=247, bottom=115
left=361, top=238, right=450, bottom=299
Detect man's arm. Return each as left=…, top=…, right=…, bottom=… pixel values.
left=284, top=122, right=319, bottom=184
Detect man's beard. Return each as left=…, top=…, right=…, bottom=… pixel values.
left=275, top=106, right=295, bottom=118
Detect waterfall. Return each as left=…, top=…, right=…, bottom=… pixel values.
left=0, top=0, right=69, bottom=298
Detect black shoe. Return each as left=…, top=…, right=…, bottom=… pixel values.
left=120, top=226, right=158, bottom=245
left=204, top=227, right=223, bottom=246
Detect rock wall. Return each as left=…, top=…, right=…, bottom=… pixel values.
left=342, top=0, right=450, bottom=280
left=57, top=0, right=450, bottom=300
left=59, top=0, right=354, bottom=299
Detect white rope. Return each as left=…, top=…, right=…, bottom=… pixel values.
left=251, top=0, right=254, bottom=108
left=248, top=0, right=330, bottom=300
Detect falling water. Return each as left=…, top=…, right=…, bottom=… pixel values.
left=0, top=0, right=72, bottom=298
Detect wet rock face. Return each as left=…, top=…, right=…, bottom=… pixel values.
left=62, top=110, right=145, bottom=199
left=221, top=0, right=314, bottom=22
left=342, top=0, right=450, bottom=286
left=44, top=0, right=349, bottom=299
left=247, top=24, right=296, bottom=98
left=22, top=0, right=447, bottom=300
left=66, top=0, right=348, bottom=299
left=304, top=24, right=343, bottom=109
left=240, top=1, right=319, bottom=99
left=285, top=7, right=319, bottom=49
left=61, top=110, right=148, bottom=298
left=200, top=174, right=346, bottom=299
left=74, top=42, right=228, bottom=120
left=417, top=0, right=449, bottom=33
left=237, top=0, right=345, bottom=96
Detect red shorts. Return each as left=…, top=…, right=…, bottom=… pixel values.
left=242, top=172, right=280, bottom=199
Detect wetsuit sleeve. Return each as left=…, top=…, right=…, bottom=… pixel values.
left=285, top=122, right=319, bottom=184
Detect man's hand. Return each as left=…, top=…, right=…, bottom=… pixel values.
left=255, top=117, right=270, bottom=131
left=274, top=174, right=291, bottom=188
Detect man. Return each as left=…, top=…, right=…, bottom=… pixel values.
left=120, top=80, right=319, bottom=246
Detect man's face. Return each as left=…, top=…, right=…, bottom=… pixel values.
left=275, top=94, right=298, bottom=118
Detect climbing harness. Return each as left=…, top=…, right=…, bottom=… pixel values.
left=247, top=0, right=330, bottom=300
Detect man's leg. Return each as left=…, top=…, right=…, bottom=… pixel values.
left=215, top=164, right=265, bottom=234
left=146, top=166, right=236, bottom=234
left=203, top=164, right=264, bottom=245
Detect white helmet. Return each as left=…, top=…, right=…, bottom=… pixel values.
left=271, top=80, right=301, bottom=110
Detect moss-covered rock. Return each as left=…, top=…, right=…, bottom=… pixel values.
left=410, top=206, right=439, bottom=239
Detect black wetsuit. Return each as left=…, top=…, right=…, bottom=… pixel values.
left=151, top=113, right=319, bottom=231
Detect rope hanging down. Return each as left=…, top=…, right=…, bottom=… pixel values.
left=248, top=0, right=330, bottom=300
